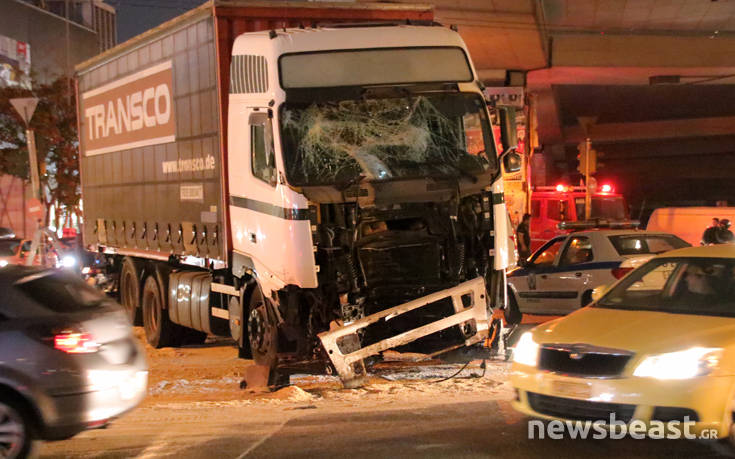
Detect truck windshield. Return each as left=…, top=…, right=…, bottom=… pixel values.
left=575, top=196, right=627, bottom=220
left=279, top=93, right=498, bottom=187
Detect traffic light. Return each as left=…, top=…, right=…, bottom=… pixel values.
left=576, top=142, right=597, bottom=175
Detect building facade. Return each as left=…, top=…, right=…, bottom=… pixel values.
left=0, top=0, right=116, bottom=87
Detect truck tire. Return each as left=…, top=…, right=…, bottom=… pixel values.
left=0, top=397, right=38, bottom=459
left=120, top=257, right=142, bottom=325
left=142, top=274, right=182, bottom=348
left=247, top=288, right=277, bottom=367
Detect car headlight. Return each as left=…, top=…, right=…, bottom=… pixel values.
left=0, top=260, right=7, bottom=268
left=633, top=347, right=722, bottom=379
left=61, top=255, right=77, bottom=268
left=513, top=332, right=540, bottom=367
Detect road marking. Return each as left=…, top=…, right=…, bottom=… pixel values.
left=138, top=437, right=174, bottom=459
left=235, top=419, right=289, bottom=458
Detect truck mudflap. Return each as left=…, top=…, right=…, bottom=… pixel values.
left=318, top=277, right=490, bottom=388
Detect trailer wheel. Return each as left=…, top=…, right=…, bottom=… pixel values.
left=142, top=274, right=181, bottom=348
left=120, top=257, right=141, bottom=325
left=247, top=288, right=277, bottom=366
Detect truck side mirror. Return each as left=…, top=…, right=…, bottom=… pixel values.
left=501, top=149, right=522, bottom=173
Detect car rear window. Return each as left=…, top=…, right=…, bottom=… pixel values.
left=608, top=234, right=690, bottom=256
left=14, top=270, right=107, bottom=313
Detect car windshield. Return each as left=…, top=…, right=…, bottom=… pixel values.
left=575, top=196, right=627, bottom=220
left=14, top=270, right=109, bottom=313
left=608, top=234, right=690, bottom=256
left=0, top=239, right=20, bottom=256
left=596, top=257, right=735, bottom=317
left=279, top=93, right=497, bottom=187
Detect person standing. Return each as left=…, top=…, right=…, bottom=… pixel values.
left=702, top=218, right=720, bottom=245
left=516, top=213, right=531, bottom=264
left=716, top=219, right=734, bottom=244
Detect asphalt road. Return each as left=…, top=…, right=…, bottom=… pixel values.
left=40, top=395, right=733, bottom=458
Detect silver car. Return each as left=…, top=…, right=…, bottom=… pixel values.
left=0, top=266, right=147, bottom=458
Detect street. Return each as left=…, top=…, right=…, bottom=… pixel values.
left=38, top=332, right=732, bottom=459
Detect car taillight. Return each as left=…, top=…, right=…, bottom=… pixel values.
left=54, top=332, right=100, bottom=354
left=611, top=267, right=633, bottom=279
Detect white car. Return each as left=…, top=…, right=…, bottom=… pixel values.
left=507, top=229, right=689, bottom=316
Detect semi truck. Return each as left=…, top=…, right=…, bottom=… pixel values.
left=75, top=1, right=520, bottom=385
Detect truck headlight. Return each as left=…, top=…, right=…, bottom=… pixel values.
left=0, top=260, right=7, bottom=268
left=513, top=332, right=540, bottom=367
left=633, top=347, right=722, bottom=379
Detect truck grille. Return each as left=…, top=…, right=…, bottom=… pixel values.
left=528, top=392, right=636, bottom=423
left=538, top=345, right=632, bottom=377
left=357, top=232, right=441, bottom=288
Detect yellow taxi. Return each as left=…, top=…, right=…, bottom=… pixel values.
left=511, top=244, right=735, bottom=440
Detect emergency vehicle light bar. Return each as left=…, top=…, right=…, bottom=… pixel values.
left=557, top=219, right=640, bottom=231
left=534, top=185, right=616, bottom=193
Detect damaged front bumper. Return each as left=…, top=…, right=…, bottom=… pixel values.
left=318, top=277, right=490, bottom=387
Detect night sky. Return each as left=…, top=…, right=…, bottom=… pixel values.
left=106, top=0, right=207, bottom=43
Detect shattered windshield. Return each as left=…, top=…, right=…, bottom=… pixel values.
left=279, top=93, right=497, bottom=187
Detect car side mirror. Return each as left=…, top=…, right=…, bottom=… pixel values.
left=501, top=149, right=522, bottom=173
left=591, top=284, right=611, bottom=302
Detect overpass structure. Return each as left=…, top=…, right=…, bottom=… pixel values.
left=390, top=0, right=735, bottom=209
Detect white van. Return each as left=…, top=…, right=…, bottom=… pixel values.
left=646, top=207, right=735, bottom=246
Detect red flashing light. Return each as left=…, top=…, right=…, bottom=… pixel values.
left=600, top=184, right=613, bottom=193
left=555, top=184, right=569, bottom=193
left=54, top=332, right=99, bottom=354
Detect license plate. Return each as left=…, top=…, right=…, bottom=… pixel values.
left=551, top=380, right=591, bottom=399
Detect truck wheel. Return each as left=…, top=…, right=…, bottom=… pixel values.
left=0, top=398, right=38, bottom=459
left=142, top=274, right=181, bottom=348
left=247, top=288, right=277, bottom=367
left=120, top=257, right=141, bottom=325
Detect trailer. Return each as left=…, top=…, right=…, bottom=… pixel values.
left=75, top=1, right=520, bottom=386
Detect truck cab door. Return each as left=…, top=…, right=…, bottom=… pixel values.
left=228, top=107, right=318, bottom=292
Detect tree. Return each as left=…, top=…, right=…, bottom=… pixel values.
left=0, top=77, right=80, bottom=229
